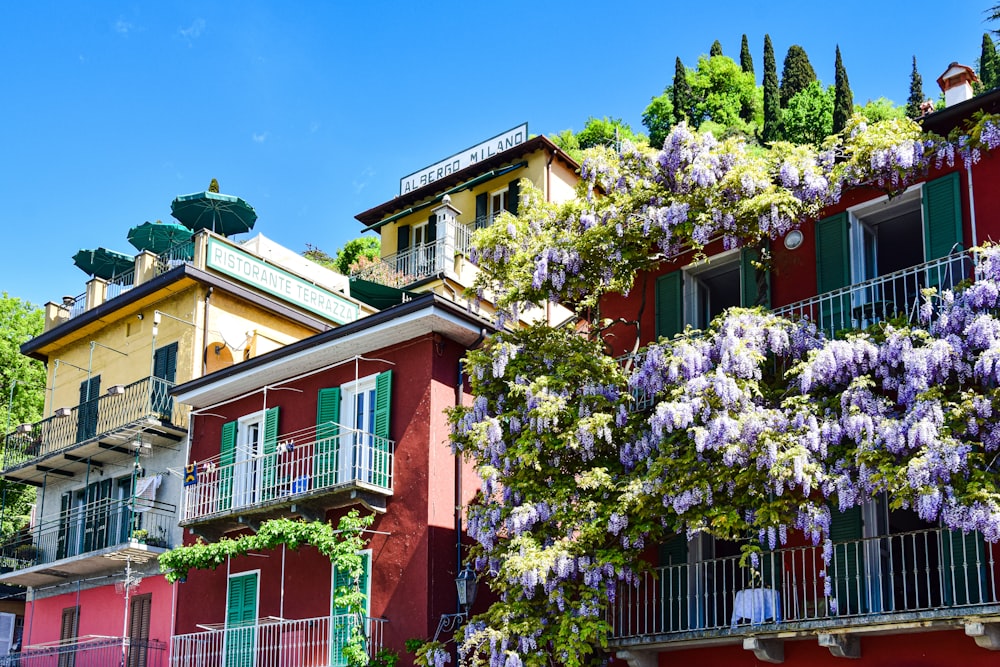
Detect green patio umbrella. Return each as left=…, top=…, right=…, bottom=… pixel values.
left=170, top=187, right=257, bottom=237
left=127, top=220, right=193, bottom=254
left=72, top=248, right=135, bottom=279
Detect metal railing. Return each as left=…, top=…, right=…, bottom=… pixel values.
left=153, top=240, right=195, bottom=277
left=1, top=376, right=189, bottom=472
left=774, top=251, right=974, bottom=337
left=0, top=636, right=166, bottom=667
left=352, top=219, right=476, bottom=288
left=170, top=615, right=386, bottom=667
left=106, top=268, right=136, bottom=301
left=0, top=497, right=176, bottom=572
left=610, top=526, right=999, bottom=642
left=62, top=293, right=87, bottom=320
left=182, top=423, right=393, bottom=523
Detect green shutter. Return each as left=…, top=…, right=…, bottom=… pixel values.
left=507, top=180, right=520, bottom=215
left=331, top=553, right=372, bottom=667
left=815, top=213, right=851, bottom=337
left=225, top=573, right=258, bottom=667
left=740, top=246, right=771, bottom=308
left=475, top=193, right=488, bottom=228
left=923, top=172, right=963, bottom=261
left=372, top=372, right=392, bottom=489
left=655, top=270, right=684, bottom=339
left=57, top=493, right=71, bottom=560
left=658, top=537, right=688, bottom=631
left=219, top=421, right=237, bottom=512
left=829, top=506, right=865, bottom=615
left=426, top=214, right=437, bottom=243
left=396, top=224, right=410, bottom=251
left=152, top=342, right=178, bottom=418
left=314, top=388, right=341, bottom=489
left=261, top=407, right=280, bottom=501
left=942, top=528, right=987, bottom=605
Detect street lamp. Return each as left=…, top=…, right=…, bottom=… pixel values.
left=434, top=565, right=479, bottom=641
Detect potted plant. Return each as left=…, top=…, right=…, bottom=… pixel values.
left=131, top=529, right=149, bottom=543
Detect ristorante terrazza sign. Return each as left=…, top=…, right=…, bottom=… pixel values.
left=207, top=238, right=360, bottom=325
left=398, top=123, right=528, bottom=195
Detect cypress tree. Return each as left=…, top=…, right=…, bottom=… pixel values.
left=740, top=34, right=754, bottom=75
left=780, top=45, right=817, bottom=107
left=208, top=178, right=220, bottom=193
left=710, top=40, right=723, bottom=57
left=832, top=45, right=853, bottom=134
left=906, top=56, right=926, bottom=119
left=672, top=57, right=693, bottom=125
left=981, top=33, right=998, bottom=90
left=762, top=35, right=780, bottom=143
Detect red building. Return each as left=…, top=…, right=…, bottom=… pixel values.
left=600, top=67, right=1000, bottom=665
left=169, top=294, right=491, bottom=666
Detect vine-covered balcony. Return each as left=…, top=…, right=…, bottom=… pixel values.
left=351, top=219, right=474, bottom=288
left=171, top=614, right=386, bottom=667
left=0, top=376, right=189, bottom=484
left=609, top=526, right=1000, bottom=657
left=773, top=251, right=974, bottom=338
left=181, top=422, right=394, bottom=531
left=0, top=497, right=176, bottom=588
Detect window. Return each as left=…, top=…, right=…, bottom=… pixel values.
left=58, top=476, right=133, bottom=559
left=395, top=215, right=438, bottom=277
left=219, top=408, right=279, bottom=511
left=655, top=248, right=769, bottom=339
left=225, top=572, right=259, bottom=667
left=475, top=180, right=520, bottom=229
left=58, top=606, right=78, bottom=667
left=331, top=550, right=372, bottom=667
left=127, top=593, right=152, bottom=667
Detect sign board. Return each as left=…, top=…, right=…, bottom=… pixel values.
left=207, top=238, right=360, bottom=325
left=184, top=463, right=197, bottom=487
left=399, top=123, right=528, bottom=195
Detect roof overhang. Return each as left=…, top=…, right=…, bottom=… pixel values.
left=174, top=294, right=493, bottom=408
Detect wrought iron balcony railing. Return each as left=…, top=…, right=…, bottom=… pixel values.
left=0, top=636, right=166, bottom=667
left=610, top=526, right=998, bottom=644
left=1, top=376, right=189, bottom=473
left=153, top=240, right=196, bottom=277
left=170, top=614, right=386, bottom=667
left=351, top=219, right=476, bottom=288
left=181, top=422, right=394, bottom=524
left=0, top=497, right=176, bottom=574
left=773, top=251, right=975, bottom=337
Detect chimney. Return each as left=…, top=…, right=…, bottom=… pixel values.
left=937, top=62, right=979, bottom=107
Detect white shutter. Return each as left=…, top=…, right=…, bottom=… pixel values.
left=0, top=612, right=16, bottom=656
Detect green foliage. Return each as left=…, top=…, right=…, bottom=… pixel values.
left=762, top=34, right=781, bottom=143
left=832, top=46, right=853, bottom=134
left=335, top=237, right=381, bottom=275
left=858, top=97, right=906, bottom=123
left=689, top=55, right=761, bottom=135
left=576, top=117, right=644, bottom=151
left=368, top=649, right=399, bottom=667
left=0, top=294, right=44, bottom=538
left=672, top=57, right=694, bottom=124
left=740, top=34, right=754, bottom=75
left=780, top=81, right=834, bottom=146
left=710, top=40, right=723, bottom=57
left=780, top=44, right=817, bottom=108
left=980, top=33, right=999, bottom=90
left=907, top=56, right=926, bottom=119
left=551, top=129, right=581, bottom=161
left=642, top=92, right=674, bottom=149
left=208, top=178, right=220, bottom=193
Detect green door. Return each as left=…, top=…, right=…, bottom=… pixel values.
left=331, top=552, right=371, bottom=667
left=225, top=572, right=258, bottom=667
left=659, top=537, right=689, bottom=631
left=829, top=506, right=865, bottom=615
left=655, top=271, right=684, bottom=340
left=815, top=213, right=852, bottom=337
left=314, top=388, right=341, bottom=489
left=219, top=421, right=237, bottom=512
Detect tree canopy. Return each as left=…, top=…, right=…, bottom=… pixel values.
left=832, top=46, right=853, bottom=134
left=779, top=44, right=817, bottom=107
left=779, top=80, right=834, bottom=146
left=907, top=56, right=926, bottom=119
left=431, top=112, right=1000, bottom=667
left=305, top=237, right=381, bottom=276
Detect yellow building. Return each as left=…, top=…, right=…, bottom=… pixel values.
left=354, top=124, right=580, bottom=319
left=0, top=224, right=371, bottom=657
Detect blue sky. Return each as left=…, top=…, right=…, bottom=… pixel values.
left=1, top=0, right=993, bottom=307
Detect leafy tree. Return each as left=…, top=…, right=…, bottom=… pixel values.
left=672, top=57, right=694, bottom=124
left=642, top=91, right=674, bottom=148
left=762, top=34, right=781, bottom=143
left=0, top=295, right=44, bottom=538
left=980, top=33, right=999, bottom=90
left=551, top=128, right=581, bottom=158
left=906, top=56, right=926, bottom=118
left=710, top=40, right=723, bottom=57
left=740, top=34, right=754, bottom=75
left=858, top=97, right=907, bottom=123
left=688, top=55, right=761, bottom=134
left=832, top=45, right=854, bottom=134
left=779, top=80, right=834, bottom=145
left=780, top=44, right=817, bottom=107
left=305, top=237, right=381, bottom=276
left=576, top=117, right=644, bottom=150
left=426, top=112, right=1000, bottom=667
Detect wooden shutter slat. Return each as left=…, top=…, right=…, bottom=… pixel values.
left=315, top=388, right=341, bottom=488
left=923, top=171, right=963, bottom=261
left=655, top=271, right=684, bottom=339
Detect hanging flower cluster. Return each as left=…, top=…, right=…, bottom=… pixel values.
left=432, top=114, right=1000, bottom=667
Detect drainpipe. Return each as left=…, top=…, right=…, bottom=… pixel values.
left=202, top=287, right=214, bottom=376
left=455, top=329, right=487, bottom=611
left=967, top=164, right=978, bottom=249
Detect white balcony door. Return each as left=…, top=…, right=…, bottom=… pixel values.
left=234, top=417, right=262, bottom=509
left=340, top=378, right=377, bottom=484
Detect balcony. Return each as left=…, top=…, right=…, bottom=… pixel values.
left=1, top=376, right=189, bottom=484
left=181, top=423, right=394, bottom=530
left=171, top=614, right=386, bottom=667
left=0, top=497, right=177, bottom=587
left=610, top=527, right=1000, bottom=654
left=774, top=251, right=975, bottom=337
left=352, top=219, right=475, bottom=289
left=0, top=636, right=167, bottom=667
